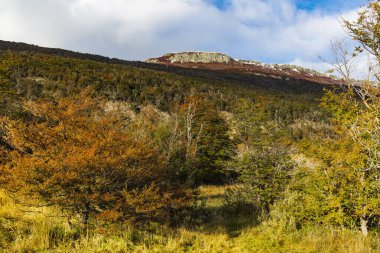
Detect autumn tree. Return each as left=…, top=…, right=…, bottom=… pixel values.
left=287, top=0, right=380, bottom=236
left=0, top=89, right=191, bottom=225
left=281, top=133, right=370, bottom=232
left=284, top=84, right=380, bottom=236
left=323, top=0, right=380, bottom=235
left=324, top=88, right=380, bottom=235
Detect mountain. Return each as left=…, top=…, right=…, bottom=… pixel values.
left=146, top=52, right=341, bottom=86
left=0, top=40, right=340, bottom=94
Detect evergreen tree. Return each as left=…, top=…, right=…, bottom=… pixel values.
left=179, top=96, right=236, bottom=184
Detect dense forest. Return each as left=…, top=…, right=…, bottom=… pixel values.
left=2, top=2, right=380, bottom=252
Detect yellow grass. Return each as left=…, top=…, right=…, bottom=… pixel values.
left=1, top=186, right=380, bottom=252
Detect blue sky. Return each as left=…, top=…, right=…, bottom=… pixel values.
left=295, top=0, right=365, bottom=12
left=209, top=0, right=365, bottom=12
left=0, top=0, right=367, bottom=73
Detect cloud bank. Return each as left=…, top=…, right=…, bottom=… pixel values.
left=0, top=0, right=364, bottom=73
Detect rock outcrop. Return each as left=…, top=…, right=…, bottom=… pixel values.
left=147, top=52, right=234, bottom=64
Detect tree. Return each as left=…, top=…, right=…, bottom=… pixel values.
left=228, top=96, right=299, bottom=214
left=294, top=0, right=380, bottom=235
left=315, top=89, right=380, bottom=235
left=343, top=0, right=380, bottom=81
left=0, top=89, right=191, bottom=225
left=281, top=135, right=370, bottom=232
left=320, top=38, right=358, bottom=83
left=178, top=96, right=236, bottom=184
left=236, top=150, right=294, bottom=213
left=339, top=0, right=380, bottom=235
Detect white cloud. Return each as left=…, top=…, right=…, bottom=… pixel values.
left=0, top=0, right=364, bottom=73
left=228, top=0, right=297, bottom=24
left=290, top=53, right=374, bottom=80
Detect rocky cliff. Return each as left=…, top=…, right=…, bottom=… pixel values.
left=147, top=52, right=234, bottom=64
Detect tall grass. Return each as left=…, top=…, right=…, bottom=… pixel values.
left=1, top=187, right=380, bottom=252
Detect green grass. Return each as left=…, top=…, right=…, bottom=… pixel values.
left=1, top=187, right=380, bottom=252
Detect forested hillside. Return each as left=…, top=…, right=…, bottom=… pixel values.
left=1, top=2, right=380, bottom=250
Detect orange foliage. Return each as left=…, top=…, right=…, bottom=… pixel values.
left=0, top=89, right=192, bottom=224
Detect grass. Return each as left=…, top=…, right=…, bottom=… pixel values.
left=1, top=187, right=380, bottom=252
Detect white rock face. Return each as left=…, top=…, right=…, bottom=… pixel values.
left=145, top=58, right=159, bottom=63
left=166, top=52, right=234, bottom=64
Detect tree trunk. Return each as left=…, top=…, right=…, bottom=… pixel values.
left=82, top=204, right=90, bottom=240
left=360, top=217, right=368, bottom=236
left=82, top=211, right=89, bottom=226
left=67, top=215, right=73, bottom=230
left=82, top=202, right=90, bottom=226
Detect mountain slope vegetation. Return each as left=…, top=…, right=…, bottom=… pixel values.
left=2, top=2, right=380, bottom=249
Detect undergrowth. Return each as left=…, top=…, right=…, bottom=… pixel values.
left=1, top=187, right=379, bottom=253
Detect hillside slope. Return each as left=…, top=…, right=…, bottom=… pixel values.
left=0, top=40, right=329, bottom=169
left=0, top=40, right=338, bottom=94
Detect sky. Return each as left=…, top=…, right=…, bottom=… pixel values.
left=0, top=0, right=367, bottom=73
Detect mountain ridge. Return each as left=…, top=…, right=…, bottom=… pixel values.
left=146, top=51, right=340, bottom=86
